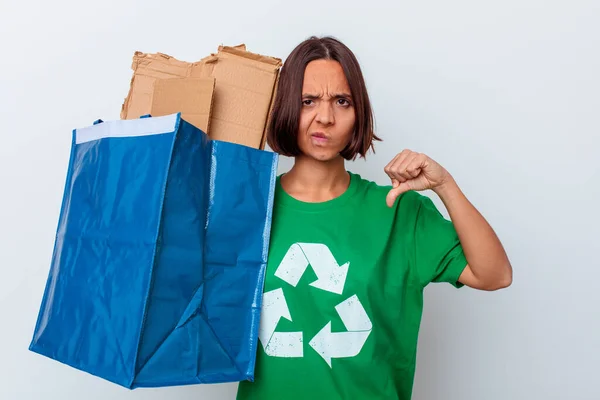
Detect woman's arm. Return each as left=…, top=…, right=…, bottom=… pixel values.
left=385, top=149, right=513, bottom=291
left=433, top=176, right=512, bottom=291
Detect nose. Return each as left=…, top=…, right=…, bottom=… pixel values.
left=315, top=102, right=334, bottom=125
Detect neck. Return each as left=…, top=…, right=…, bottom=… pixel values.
left=281, top=155, right=350, bottom=203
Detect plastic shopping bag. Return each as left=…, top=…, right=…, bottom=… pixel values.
left=29, top=113, right=278, bottom=388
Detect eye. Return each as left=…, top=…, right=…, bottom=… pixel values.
left=337, top=98, right=351, bottom=107
left=302, top=99, right=314, bottom=106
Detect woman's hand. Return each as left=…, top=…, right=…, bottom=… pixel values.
left=384, top=149, right=452, bottom=207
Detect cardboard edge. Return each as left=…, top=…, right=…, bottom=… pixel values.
left=204, top=77, right=216, bottom=136
left=134, top=51, right=206, bottom=75
left=122, top=51, right=157, bottom=120
left=120, top=64, right=137, bottom=120
left=120, top=82, right=131, bottom=119
left=198, top=54, right=219, bottom=65
left=260, top=68, right=281, bottom=150
left=217, top=45, right=282, bottom=67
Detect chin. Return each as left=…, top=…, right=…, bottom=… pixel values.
left=306, top=151, right=342, bottom=162
left=298, top=141, right=346, bottom=162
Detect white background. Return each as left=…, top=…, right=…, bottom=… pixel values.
left=1, top=0, right=599, bottom=399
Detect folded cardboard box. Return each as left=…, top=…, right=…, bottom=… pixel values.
left=121, top=45, right=282, bottom=149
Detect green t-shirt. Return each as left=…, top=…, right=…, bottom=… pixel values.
left=237, top=171, right=467, bottom=400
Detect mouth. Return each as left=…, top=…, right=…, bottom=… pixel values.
left=310, top=132, right=329, bottom=142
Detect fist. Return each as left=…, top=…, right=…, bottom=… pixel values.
left=384, top=149, right=451, bottom=207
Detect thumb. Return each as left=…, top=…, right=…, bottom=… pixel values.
left=386, top=182, right=411, bottom=207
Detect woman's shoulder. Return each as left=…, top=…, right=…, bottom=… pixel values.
left=349, top=171, right=388, bottom=193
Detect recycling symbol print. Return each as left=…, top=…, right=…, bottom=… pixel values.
left=258, top=243, right=373, bottom=367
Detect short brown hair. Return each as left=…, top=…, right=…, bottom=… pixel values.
left=267, top=36, right=381, bottom=160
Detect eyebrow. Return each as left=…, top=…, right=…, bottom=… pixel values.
left=302, top=92, right=353, bottom=99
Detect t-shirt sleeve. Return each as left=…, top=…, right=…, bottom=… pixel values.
left=410, top=192, right=468, bottom=288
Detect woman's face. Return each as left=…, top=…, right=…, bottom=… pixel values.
left=297, top=59, right=356, bottom=162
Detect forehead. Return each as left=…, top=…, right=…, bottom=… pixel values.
left=302, top=59, right=351, bottom=93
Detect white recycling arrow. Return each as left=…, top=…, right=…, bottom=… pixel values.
left=274, top=243, right=349, bottom=295
left=308, top=294, right=372, bottom=367
left=258, top=288, right=303, bottom=357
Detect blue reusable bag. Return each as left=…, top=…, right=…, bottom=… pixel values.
left=29, top=113, right=278, bottom=388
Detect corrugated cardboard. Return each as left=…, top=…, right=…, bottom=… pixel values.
left=121, top=45, right=282, bottom=149
left=122, top=74, right=215, bottom=134
left=151, top=78, right=215, bottom=134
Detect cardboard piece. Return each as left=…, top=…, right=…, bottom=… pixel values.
left=151, top=78, right=215, bottom=134
left=121, top=45, right=282, bottom=149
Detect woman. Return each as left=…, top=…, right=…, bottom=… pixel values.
left=236, top=36, right=512, bottom=400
